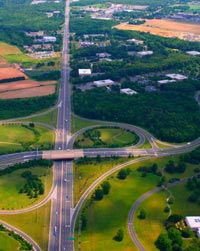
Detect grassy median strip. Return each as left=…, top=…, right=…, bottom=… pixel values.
left=0, top=231, right=19, bottom=251
left=0, top=201, right=51, bottom=251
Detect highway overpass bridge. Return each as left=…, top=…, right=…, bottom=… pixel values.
left=42, top=149, right=84, bottom=160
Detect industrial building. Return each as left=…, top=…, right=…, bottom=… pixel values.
left=78, top=69, right=92, bottom=76
left=185, top=216, right=200, bottom=238
left=120, top=88, right=137, bottom=95
left=93, top=79, right=116, bottom=87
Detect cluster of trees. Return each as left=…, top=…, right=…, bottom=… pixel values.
left=117, top=168, right=131, bottom=179
left=0, top=159, right=52, bottom=176
left=183, top=147, right=200, bottom=164
left=73, top=85, right=200, bottom=142
left=93, top=181, right=111, bottom=200
left=156, top=214, right=200, bottom=251
left=0, top=224, right=32, bottom=250
left=113, top=228, right=124, bottom=242
left=165, top=160, right=186, bottom=174
left=19, top=171, right=44, bottom=198
left=137, top=163, right=160, bottom=177
left=186, top=177, right=200, bottom=203
left=25, top=70, right=60, bottom=81
left=0, top=93, right=57, bottom=120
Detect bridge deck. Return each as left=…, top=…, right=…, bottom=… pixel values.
left=42, top=150, right=84, bottom=160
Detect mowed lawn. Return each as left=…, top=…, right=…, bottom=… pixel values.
left=0, top=201, right=51, bottom=251
left=74, top=127, right=138, bottom=148
left=0, top=231, right=19, bottom=251
left=0, top=124, right=55, bottom=154
left=134, top=182, right=200, bottom=251
left=73, top=157, right=133, bottom=205
left=0, top=166, right=52, bottom=210
left=75, top=166, right=159, bottom=251
left=74, top=155, right=199, bottom=251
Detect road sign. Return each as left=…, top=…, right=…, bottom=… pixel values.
left=67, top=237, right=75, bottom=240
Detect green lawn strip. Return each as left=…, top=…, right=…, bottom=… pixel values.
left=73, top=157, right=133, bottom=205
left=134, top=182, right=200, bottom=251
left=0, top=231, right=19, bottom=251
left=74, top=155, right=199, bottom=251
left=137, top=138, right=152, bottom=149
left=0, top=124, right=55, bottom=154
left=71, top=115, right=106, bottom=133
left=17, top=109, right=58, bottom=128
left=0, top=201, right=51, bottom=251
left=75, top=167, right=159, bottom=251
left=0, top=166, right=52, bottom=210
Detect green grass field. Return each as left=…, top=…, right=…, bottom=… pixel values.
left=0, top=124, right=55, bottom=154
left=73, top=157, right=133, bottom=204
left=74, top=155, right=200, bottom=251
left=0, top=201, right=51, bottom=251
left=134, top=182, right=200, bottom=251
left=71, top=115, right=105, bottom=133
left=0, top=165, right=52, bottom=210
left=74, top=127, right=139, bottom=148
left=0, top=232, right=19, bottom=251
left=19, top=109, right=58, bottom=128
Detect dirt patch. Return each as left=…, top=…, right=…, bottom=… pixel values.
left=0, top=85, right=56, bottom=99
left=0, top=67, right=27, bottom=81
left=0, top=79, right=56, bottom=92
left=115, top=19, right=200, bottom=41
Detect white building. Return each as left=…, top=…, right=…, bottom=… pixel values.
left=43, top=36, right=57, bottom=43
left=96, top=52, right=111, bottom=58
left=166, top=73, right=187, bottom=80
left=137, top=51, right=153, bottom=56
left=127, top=38, right=144, bottom=45
left=157, top=79, right=176, bottom=84
left=185, top=216, right=200, bottom=237
left=120, top=88, right=137, bottom=95
left=186, top=51, right=200, bottom=56
left=78, top=69, right=92, bottom=76
left=93, top=79, right=116, bottom=87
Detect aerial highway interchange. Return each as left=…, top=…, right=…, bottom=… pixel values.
left=0, top=0, right=200, bottom=251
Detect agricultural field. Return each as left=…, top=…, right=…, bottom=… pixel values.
left=0, top=124, right=54, bottom=154
left=0, top=67, right=27, bottom=82
left=74, top=127, right=139, bottom=148
left=115, top=19, right=200, bottom=41
left=0, top=79, right=57, bottom=99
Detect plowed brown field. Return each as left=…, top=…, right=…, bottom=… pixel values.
left=115, top=19, right=200, bottom=41
left=0, top=79, right=56, bottom=99
left=0, top=67, right=27, bottom=81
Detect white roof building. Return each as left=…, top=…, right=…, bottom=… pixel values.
left=166, top=73, right=187, bottom=80
left=78, top=69, right=92, bottom=76
left=186, top=216, right=200, bottom=233
left=137, top=51, right=153, bottom=56
left=120, top=88, right=137, bottom=95
left=158, top=80, right=176, bottom=84
left=93, top=79, right=116, bottom=87
left=186, top=51, right=200, bottom=56
left=43, top=36, right=57, bottom=42
left=127, top=38, right=144, bottom=45
left=96, top=53, right=111, bottom=58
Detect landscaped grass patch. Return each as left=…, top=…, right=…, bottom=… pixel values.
left=75, top=167, right=159, bottom=251
left=19, top=109, right=58, bottom=127
left=71, top=115, right=103, bottom=133
left=0, top=124, right=55, bottom=154
left=0, top=165, right=52, bottom=210
left=74, top=127, right=139, bottom=148
left=74, top=154, right=200, bottom=251
left=0, top=231, right=19, bottom=251
left=0, top=201, right=51, bottom=251
left=73, top=156, right=133, bottom=204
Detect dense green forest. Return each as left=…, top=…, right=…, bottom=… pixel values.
left=0, top=0, right=64, bottom=50
left=0, top=94, right=57, bottom=119
left=73, top=82, right=200, bottom=142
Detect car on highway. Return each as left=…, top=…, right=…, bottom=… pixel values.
left=54, top=226, right=58, bottom=236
